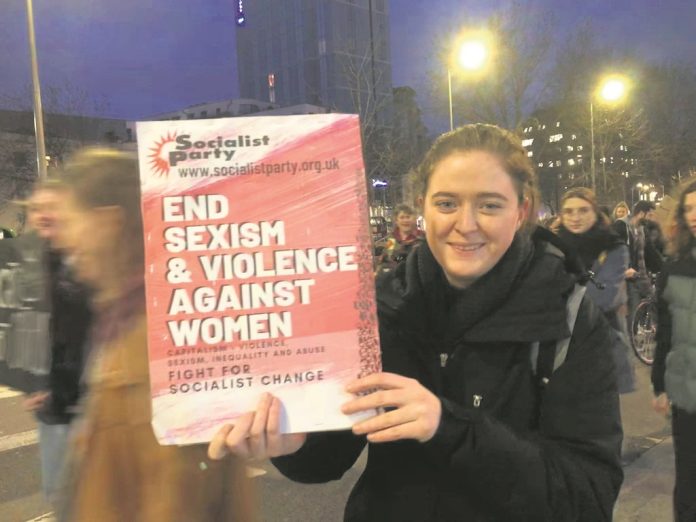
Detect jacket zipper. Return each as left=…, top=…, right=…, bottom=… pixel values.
left=441, top=352, right=484, bottom=409
left=440, top=353, right=449, bottom=368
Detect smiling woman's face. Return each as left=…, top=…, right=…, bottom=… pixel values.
left=423, top=150, right=527, bottom=289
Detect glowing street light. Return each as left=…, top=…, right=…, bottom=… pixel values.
left=600, top=78, right=626, bottom=102
left=590, top=75, right=629, bottom=194
left=457, top=41, right=488, bottom=71
left=448, top=33, right=492, bottom=131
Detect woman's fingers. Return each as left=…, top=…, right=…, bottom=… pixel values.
left=249, top=393, right=273, bottom=459
left=345, top=372, right=413, bottom=394
left=651, top=393, right=670, bottom=416
left=352, top=404, right=416, bottom=435
left=221, top=411, right=255, bottom=460
left=267, top=396, right=307, bottom=457
left=209, top=395, right=308, bottom=461
left=365, top=421, right=421, bottom=443
left=208, top=424, right=234, bottom=460
left=342, top=388, right=405, bottom=415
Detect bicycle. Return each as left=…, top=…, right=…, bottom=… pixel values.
left=629, top=274, right=658, bottom=366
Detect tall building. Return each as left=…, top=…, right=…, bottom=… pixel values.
left=521, top=107, right=637, bottom=211
left=236, top=0, right=393, bottom=125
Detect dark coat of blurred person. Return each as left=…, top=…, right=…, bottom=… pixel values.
left=557, top=188, right=635, bottom=394
left=651, top=179, right=696, bottom=521
left=54, top=149, right=255, bottom=522
left=209, top=125, right=623, bottom=522
left=21, top=183, right=93, bottom=504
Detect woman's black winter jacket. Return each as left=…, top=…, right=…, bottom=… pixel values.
left=273, top=229, right=623, bottom=521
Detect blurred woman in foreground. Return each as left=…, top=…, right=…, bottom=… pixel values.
left=56, top=149, right=254, bottom=522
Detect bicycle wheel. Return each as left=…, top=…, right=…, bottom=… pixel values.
left=631, top=299, right=657, bottom=365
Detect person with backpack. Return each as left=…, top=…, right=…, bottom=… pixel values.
left=208, top=124, right=623, bottom=521
left=557, top=188, right=635, bottom=394
left=652, top=179, right=696, bottom=522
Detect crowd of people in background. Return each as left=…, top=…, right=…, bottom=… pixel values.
left=1, top=123, right=695, bottom=520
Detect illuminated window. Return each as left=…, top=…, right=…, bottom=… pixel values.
left=571, top=134, right=577, bottom=140
left=577, top=145, right=583, bottom=151
left=538, top=162, right=544, bottom=168
left=556, top=160, right=562, bottom=167
left=567, top=145, right=574, bottom=152
left=547, top=161, right=554, bottom=168
left=556, top=121, right=561, bottom=127
left=522, top=138, right=534, bottom=147
left=549, top=133, right=563, bottom=143
left=568, top=159, right=575, bottom=166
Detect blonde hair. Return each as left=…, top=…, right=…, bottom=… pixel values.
left=612, top=201, right=630, bottom=220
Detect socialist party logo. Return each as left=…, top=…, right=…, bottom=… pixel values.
left=148, top=132, right=271, bottom=177
left=148, top=131, right=177, bottom=177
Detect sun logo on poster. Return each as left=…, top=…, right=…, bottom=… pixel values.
left=148, top=132, right=178, bottom=177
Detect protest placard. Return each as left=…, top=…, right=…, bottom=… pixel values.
left=137, top=114, right=381, bottom=445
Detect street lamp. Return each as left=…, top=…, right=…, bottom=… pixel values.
left=447, top=34, right=491, bottom=131
left=25, top=0, right=47, bottom=180
left=590, top=75, right=629, bottom=195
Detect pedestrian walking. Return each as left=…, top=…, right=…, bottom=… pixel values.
left=209, top=124, right=623, bottom=521
left=557, top=188, right=635, bottom=394
left=21, top=182, right=93, bottom=505
left=623, top=201, right=662, bottom=316
left=652, top=178, right=696, bottom=522
left=54, top=149, right=255, bottom=522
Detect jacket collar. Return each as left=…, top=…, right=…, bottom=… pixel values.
left=377, top=226, right=578, bottom=345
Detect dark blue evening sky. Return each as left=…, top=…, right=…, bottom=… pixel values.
left=1, top=0, right=695, bottom=131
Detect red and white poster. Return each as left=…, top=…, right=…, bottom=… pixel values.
left=136, top=114, right=381, bottom=445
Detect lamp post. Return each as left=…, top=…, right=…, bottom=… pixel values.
left=25, top=0, right=47, bottom=180
left=590, top=76, right=628, bottom=195
left=448, top=37, right=489, bottom=131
